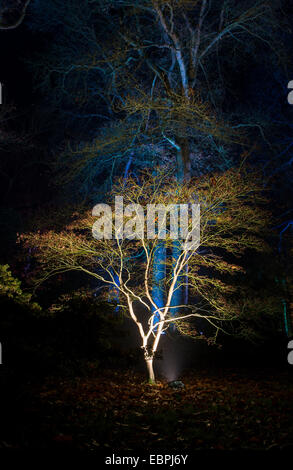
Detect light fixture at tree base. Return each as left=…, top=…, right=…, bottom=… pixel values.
left=168, top=380, right=185, bottom=390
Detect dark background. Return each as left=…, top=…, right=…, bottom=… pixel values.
left=0, top=0, right=292, bottom=453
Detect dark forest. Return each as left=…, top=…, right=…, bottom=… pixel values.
left=0, top=0, right=293, bottom=461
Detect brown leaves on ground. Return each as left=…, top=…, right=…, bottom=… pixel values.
left=3, top=367, right=293, bottom=451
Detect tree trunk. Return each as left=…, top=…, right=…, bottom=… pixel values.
left=146, top=357, right=155, bottom=383
left=176, top=136, right=191, bottom=183
left=152, top=242, right=166, bottom=328
left=170, top=240, right=182, bottom=331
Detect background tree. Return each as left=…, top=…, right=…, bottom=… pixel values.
left=26, top=0, right=285, bottom=188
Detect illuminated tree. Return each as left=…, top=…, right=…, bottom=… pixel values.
left=22, top=168, right=275, bottom=382
left=27, top=0, right=283, bottom=319
left=27, top=0, right=283, bottom=186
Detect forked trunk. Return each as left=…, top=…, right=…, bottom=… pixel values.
left=146, top=358, right=155, bottom=383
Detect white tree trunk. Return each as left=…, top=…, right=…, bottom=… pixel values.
left=146, top=358, right=155, bottom=383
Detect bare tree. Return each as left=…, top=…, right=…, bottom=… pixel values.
left=22, top=168, right=274, bottom=382
left=27, top=0, right=281, bottom=186
left=28, top=0, right=279, bottom=314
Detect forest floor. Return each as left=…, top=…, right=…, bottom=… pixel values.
left=1, top=366, right=293, bottom=452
